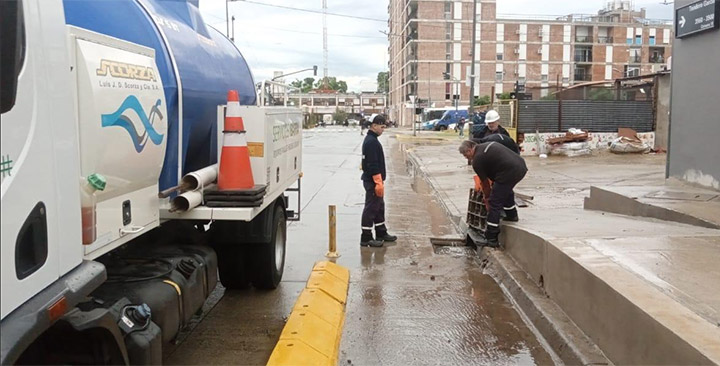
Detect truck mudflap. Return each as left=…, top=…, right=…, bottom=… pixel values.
left=0, top=261, right=106, bottom=365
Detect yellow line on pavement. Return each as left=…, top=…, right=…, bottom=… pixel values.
left=267, top=261, right=350, bottom=366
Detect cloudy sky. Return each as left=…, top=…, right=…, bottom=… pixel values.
left=199, top=0, right=673, bottom=92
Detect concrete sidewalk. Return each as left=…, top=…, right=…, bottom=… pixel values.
left=403, top=134, right=720, bottom=365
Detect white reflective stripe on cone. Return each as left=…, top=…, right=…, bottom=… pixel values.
left=222, top=132, right=248, bottom=147
left=226, top=102, right=242, bottom=117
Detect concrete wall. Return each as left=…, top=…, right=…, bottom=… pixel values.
left=668, top=0, right=720, bottom=190
left=654, top=74, right=671, bottom=150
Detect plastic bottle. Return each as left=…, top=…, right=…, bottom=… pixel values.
left=81, top=173, right=106, bottom=245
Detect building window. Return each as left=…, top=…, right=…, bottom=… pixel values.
left=541, top=75, right=548, bottom=82
left=496, top=52, right=503, bottom=61
left=635, top=34, right=642, bottom=45
left=445, top=62, right=451, bottom=75
left=444, top=2, right=451, bottom=19
left=518, top=77, right=526, bottom=85
left=649, top=35, right=656, bottom=46
left=562, top=77, right=569, bottom=84
left=446, top=43, right=452, bottom=60
left=445, top=23, right=452, bottom=40
left=445, top=83, right=451, bottom=100
left=495, top=72, right=503, bottom=81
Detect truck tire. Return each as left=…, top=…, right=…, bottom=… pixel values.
left=249, top=204, right=286, bottom=289
left=215, top=243, right=251, bottom=289
left=438, top=125, right=448, bottom=131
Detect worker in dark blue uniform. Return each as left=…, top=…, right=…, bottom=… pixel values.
left=471, top=133, right=520, bottom=154
left=459, top=140, right=527, bottom=247
left=360, top=115, right=397, bottom=247
left=472, top=110, right=511, bottom=139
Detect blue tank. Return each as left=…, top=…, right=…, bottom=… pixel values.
left=63, top=0, right=257, bottom=190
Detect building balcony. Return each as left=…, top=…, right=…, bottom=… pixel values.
left=574, top=73, right=592, bottom=81
left=597, top=36, right=614, bottom=43
left=574, top=55, right=593, bottom=63
left=575, top=35, right=593, bottom=43
left=649, top=55, right=665, bottom=64
left=629, top=55, right=642, bottom=64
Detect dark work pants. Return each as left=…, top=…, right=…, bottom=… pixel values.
left=361, top=180, right=387, bottom=239
left=486, top=179, right=521, bottom=239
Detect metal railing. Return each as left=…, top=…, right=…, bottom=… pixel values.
left=575, top=35, right=593, bottom=43
left=574, top=73, right=592, bottom=81
left=597, top=36, right=614, bottom=43
left=574, top=54, right=593, bottom=63
left=629, top=55, right=642, bottom=63
left=649, top=55, right=665, bottom=64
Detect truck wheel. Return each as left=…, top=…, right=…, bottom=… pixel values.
left=215, top=243, right=251, bottom=289
left=438, top=125, right=447, bottom=131
left=249, top=204, right=286, bottom=289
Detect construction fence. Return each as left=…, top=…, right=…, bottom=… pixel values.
left=516, top=100, right=654, bottom=133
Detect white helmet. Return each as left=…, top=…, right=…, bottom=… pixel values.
left=485, top=110, right=500, bottom=124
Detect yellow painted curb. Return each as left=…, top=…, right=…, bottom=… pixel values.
left=293, top=288, right=345, bottom=328
left=312, top=261, right=350, bottom=284
left=306, top=270, right=348, bottom=305
left=267, top=261, right=349, bottom=366
left=267, top=340, right=331, bottom=366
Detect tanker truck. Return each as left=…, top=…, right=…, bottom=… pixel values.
left=0, top=0, right=303, bottom=363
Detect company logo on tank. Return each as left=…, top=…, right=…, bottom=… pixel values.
left=96, top=59, right=157, bottom=82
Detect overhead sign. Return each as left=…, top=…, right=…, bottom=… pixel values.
left=675, top=0, right=719, bottom=38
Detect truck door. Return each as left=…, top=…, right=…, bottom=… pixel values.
left=1, top=0, right=83, bottom=319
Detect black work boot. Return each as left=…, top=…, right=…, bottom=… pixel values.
left=484, top=226, right=500, bottom=248
left=360, top=232, right=384, bottom=247
left=502, top=208, right=519, bottom=222
left=375, top=231, right=397, bottom=242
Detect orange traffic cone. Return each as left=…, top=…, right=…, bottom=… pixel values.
left=218, top=90, right=255, bottom=191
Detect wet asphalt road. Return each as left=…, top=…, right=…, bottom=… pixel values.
left=165, top=127, right=555, bottom=365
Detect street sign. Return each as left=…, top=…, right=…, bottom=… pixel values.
left=675, top=0, right=719, bottom=38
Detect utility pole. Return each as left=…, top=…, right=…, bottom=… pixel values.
left=231, top=16, right=235, bottom=41
left=468, top=0, right=478, bottom=113
left=225, top=0, right=230, bottom=37
left=322, top=0, right=329, bottom=88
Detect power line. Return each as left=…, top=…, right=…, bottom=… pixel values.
left=232, top=0, right=387, bottom=23
left=208, top=21, right=384, bottom=39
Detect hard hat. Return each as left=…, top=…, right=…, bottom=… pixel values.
left=485, top=110, right=500, bottom=124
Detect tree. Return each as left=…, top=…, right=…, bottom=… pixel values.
left=332, top=107, right=347, bottom=124
left=314, top=77, right=348, bottom=93
left=497, top=92, right=512, bottom=100
left=474, top=95, right=491, bottom=106
left=290, top=77, right=316, bottom=93
left=377, top=71, right=389, bottom=93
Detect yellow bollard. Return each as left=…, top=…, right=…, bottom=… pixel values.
left=325, top=205, right=340, bottom=258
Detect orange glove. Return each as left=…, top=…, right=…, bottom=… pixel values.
left=480, top=179, right=492, bottom=211
left=473, top=176, right=481, bottom=192
left=373, top=174, right=384, bottom=198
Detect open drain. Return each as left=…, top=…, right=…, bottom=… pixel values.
left=430, top=237, right=475, bottom=257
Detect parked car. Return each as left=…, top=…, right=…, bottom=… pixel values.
left=435, top=109, right=469, bottom=131
left=421, top=119, right=439, bottom=130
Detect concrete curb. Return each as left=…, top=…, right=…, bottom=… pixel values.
left=479, top=249, right=612, bottom=366
left=406, top=149, right=466, bottom=235
left=405, top=147, right=609, bottom=365
left=584, top=186, right=720, bottom=229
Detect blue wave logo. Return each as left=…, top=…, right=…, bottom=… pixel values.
left=101, top=96, right=164, bottom=153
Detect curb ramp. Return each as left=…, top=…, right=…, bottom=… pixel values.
left=267, top=261, right=350, bottom=366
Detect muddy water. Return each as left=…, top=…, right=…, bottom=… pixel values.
left=340, top=134, right=555, bottom=365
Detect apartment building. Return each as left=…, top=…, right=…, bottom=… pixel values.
left=387, top=0, right=674, bottom=126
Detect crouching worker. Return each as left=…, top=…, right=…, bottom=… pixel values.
left=459, top=140, right=527, bottom=247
